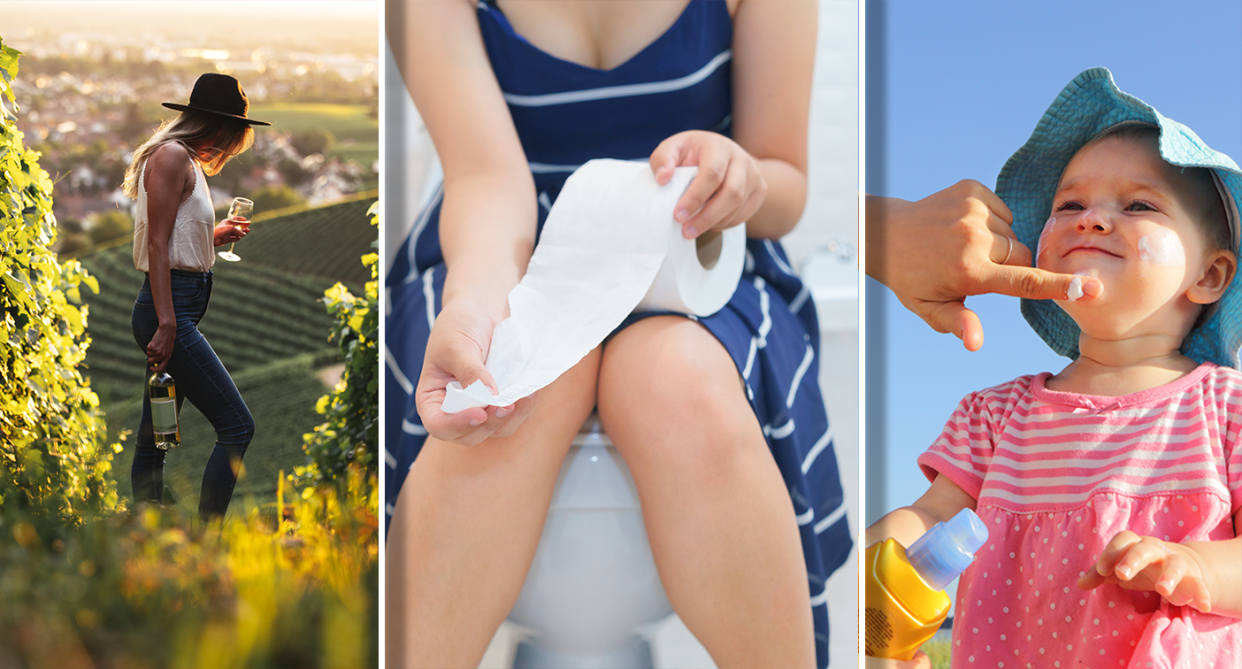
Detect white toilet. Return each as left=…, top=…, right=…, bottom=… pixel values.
left=506, top=414, right=673, bottom=669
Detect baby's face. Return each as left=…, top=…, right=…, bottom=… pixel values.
left=1036, top=136, right=1217, bottom=339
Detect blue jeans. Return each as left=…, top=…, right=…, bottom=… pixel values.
left=131, top=269, right=255, bottom=518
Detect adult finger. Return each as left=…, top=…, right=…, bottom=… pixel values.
left=446, top=344, right=499, bottom=397
left=720, top=185, right=765, bottom=233
left=649, top=142, right=679, bottom=186
left=959, top=179, right=1013, bottom=225
left=980, top=208, right=1019, bottom=237
left=985, top=230, right=1035, bottom=268
left=416, top=364, right=500, bottom=444
left=417, top=395, right=489, bottom=444
left=684, top=154, right=748, bottom=237
left=674, top=145, right=730, bottom=228
left=484, top=392, right=540, bottom=440
left=456, top=415, right=501, bottom=447
left=919, top=300, right=985, bottom=351
left=975, top=265, right=1103, bottom=302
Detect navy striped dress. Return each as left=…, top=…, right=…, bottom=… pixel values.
left=385, top=1, right=851, bottom=664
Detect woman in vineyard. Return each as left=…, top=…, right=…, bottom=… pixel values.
left=123, top=73, right=269, bottom=518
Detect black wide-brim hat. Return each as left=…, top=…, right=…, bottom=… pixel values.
left=162, top=72, right=271, bottom=126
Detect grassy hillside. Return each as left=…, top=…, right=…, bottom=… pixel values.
left=75, top=194, right=377, bottom=510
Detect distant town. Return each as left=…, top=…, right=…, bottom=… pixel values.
left=4, top=22, right=378, bottom=255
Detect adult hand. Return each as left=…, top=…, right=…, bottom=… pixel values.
left=650, top=130, right=767, bottom=240
left=867, top=180, right=1102, bottom=351
left=414, top=300, right=538, bottom=447
left=146, top=323, right=175, bottom=374
left=213, top=217, right=250, bottom=246
left=1078, top=531, right=1212, bottom=613
left=865, top=651, right=933, bottom=669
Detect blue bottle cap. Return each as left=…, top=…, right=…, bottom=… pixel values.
left=906, top=508, right=989, bottom=591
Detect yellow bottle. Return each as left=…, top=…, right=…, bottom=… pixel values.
left=864, top=508, right=987, bottom=660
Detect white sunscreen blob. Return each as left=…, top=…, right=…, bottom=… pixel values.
left=1066, top=277, right=1084, bottom=302
left=1137, top=229, right=1185, bottom=266
left=1066, top=271, right=1093, bottom=302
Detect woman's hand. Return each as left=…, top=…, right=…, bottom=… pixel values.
left=414, top=300, right=538, bottom=447
left=650, top=130, right=767, bottom=240
left=866, top=181, right=1102, bottom=351
left=147, top=323, right=175, bottom=374
left=1078, top=531, right=1212, bottom=612
left=213, top=216, right=250, bottom=246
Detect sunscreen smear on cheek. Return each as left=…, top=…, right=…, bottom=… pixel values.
left=1037, top=217, right=1057, bottom=261
left=1137, top=228, right=1185, bottom=266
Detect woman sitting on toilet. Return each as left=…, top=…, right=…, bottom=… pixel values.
left=384, top=0, right=851, bottom=666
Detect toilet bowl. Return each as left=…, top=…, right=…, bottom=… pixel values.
left=506, top=414, right=673, bottom=669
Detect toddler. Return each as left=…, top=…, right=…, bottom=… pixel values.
left=868, top=68, right=1242, bottom=666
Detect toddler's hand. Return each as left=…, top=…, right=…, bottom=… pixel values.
left=1078, top=530, right=1212, bottom=612
left=865, top=651, right=932, bottom=669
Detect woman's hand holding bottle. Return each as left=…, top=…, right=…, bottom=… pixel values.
left=146, top=325, right=175, bottom=373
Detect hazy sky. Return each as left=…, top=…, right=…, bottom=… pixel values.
left=2, top=1, right=378, bottom=54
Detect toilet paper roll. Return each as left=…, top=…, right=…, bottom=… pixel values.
left=441, top=158, right=746, bottom=414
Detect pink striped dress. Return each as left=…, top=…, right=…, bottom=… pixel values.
left=918, top=362, right=1242, bottom=668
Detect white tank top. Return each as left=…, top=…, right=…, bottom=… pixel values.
left=133, top=147, right=215, bottom=273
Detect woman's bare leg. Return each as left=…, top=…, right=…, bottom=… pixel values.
left=597, top=317, right=814, bottom=668
left=386, top=349, right=601, bottom=669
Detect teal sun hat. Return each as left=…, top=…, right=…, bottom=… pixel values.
left=996, top=67, right=1242, bottom=369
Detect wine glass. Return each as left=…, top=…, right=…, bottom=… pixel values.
left=217, top=197, right=254, bottom=262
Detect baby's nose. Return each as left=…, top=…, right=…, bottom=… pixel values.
left=1074, top=207, right=1111, bottom=233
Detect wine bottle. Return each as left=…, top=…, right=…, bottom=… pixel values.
left=148, top=371, right=180, bottom=449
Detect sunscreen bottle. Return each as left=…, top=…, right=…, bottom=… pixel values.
left=864, top=508, right=988, bottom=660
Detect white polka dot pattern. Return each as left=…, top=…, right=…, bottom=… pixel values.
left=916, top=365, right=1242, bottom=665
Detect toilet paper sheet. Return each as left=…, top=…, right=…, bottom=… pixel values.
left=441, top=159, right=746, bottom=414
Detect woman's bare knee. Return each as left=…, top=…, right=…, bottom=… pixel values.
left=598, top=317, right=760, bottom=475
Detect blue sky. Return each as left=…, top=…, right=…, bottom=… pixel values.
left=865, top=0, right=1242, bottom=524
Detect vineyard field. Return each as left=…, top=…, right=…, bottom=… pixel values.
left=105, top=352, right=336, bottom=514
left=76, top=194, right=376, bottom=396
left=71, top=194, right=377, bottom=509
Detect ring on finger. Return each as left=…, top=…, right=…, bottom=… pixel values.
left=1001, top=236, right=1013, bottom=265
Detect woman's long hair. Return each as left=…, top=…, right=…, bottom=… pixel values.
left=122, top=110, right=255, bottom=198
